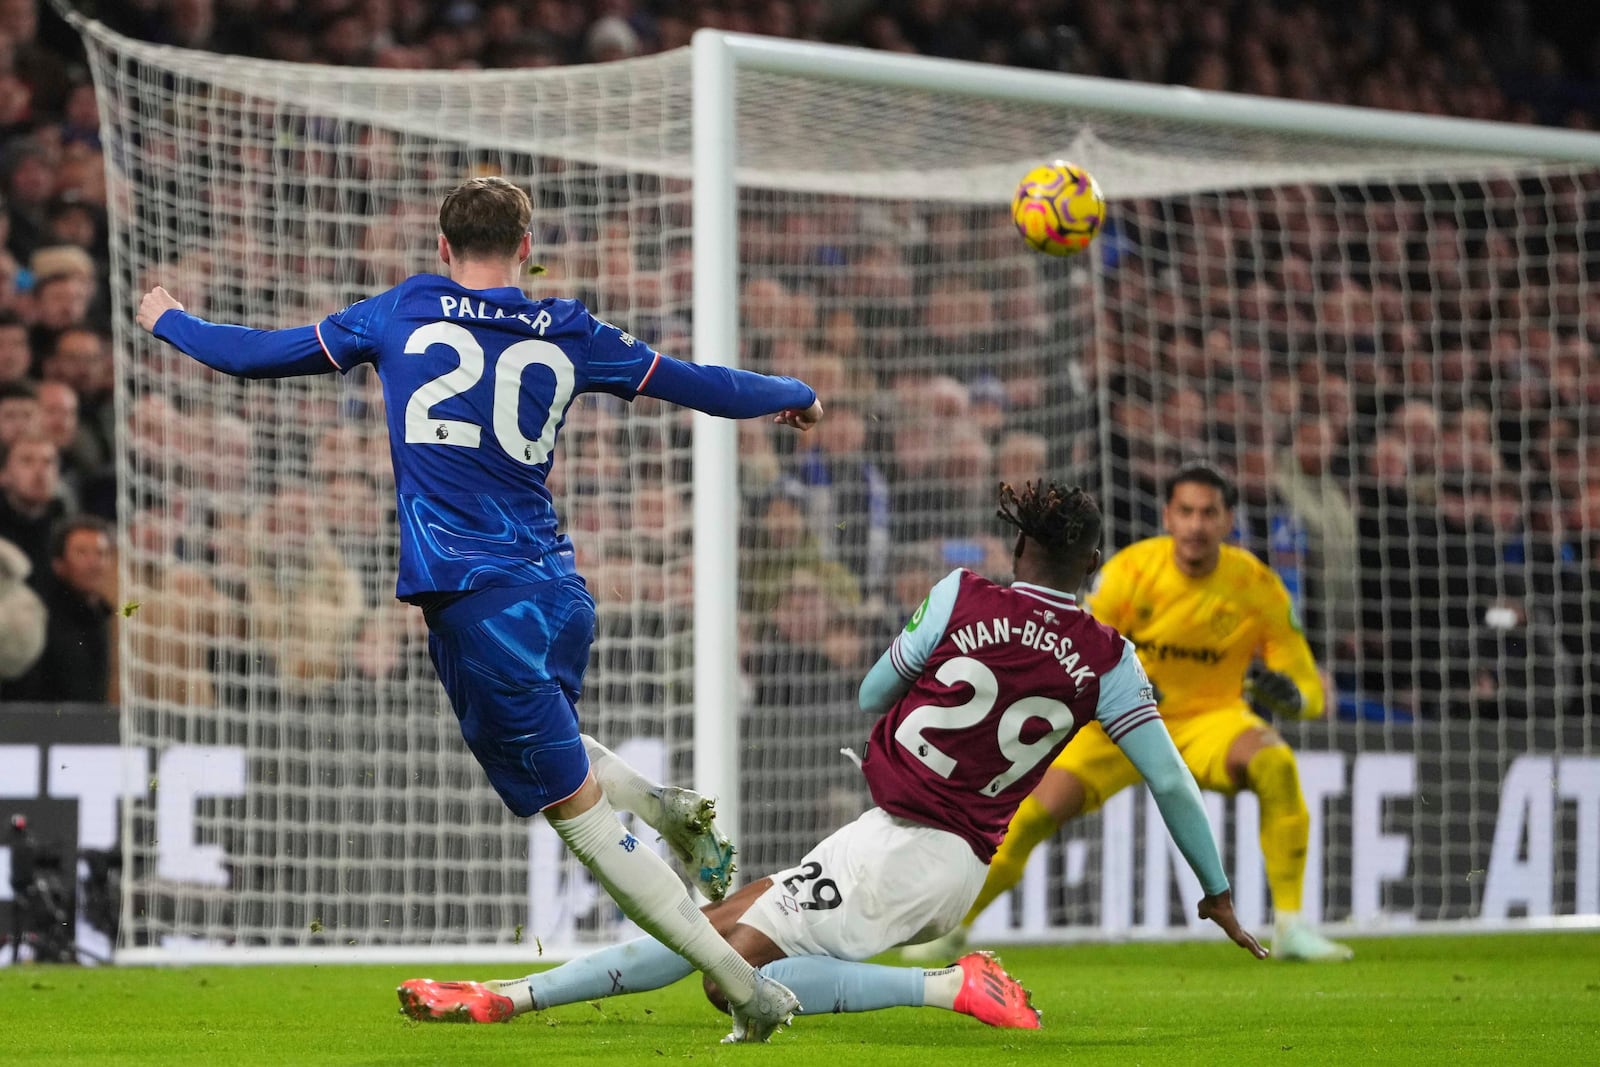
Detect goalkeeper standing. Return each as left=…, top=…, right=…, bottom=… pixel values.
left=913, top=462, right=1352, bottom=962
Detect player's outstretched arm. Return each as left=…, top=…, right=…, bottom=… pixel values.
left=639, top=355, right=821, bottom=429
left=1111, top=715, right=1267, bottom=959
left=137, top=286, right=337, bottom=379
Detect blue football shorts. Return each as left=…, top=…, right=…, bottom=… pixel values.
left=424, top=576, right=596, bottom=817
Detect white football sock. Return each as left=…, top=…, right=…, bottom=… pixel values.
left=484, top=977, right=535, bottom=1014
left=921, top=966, right=963, bottom=1011
left=547, top=795, right=756, bottom=1005
left=581, top=734, right=667, bottom=829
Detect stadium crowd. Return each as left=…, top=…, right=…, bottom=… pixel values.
left=1, top=0, right=1598, bottom=743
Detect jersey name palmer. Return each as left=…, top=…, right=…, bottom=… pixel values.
left=437, top=295, right=553, bottom=332
left=947, top=616, right=1098, bottom=686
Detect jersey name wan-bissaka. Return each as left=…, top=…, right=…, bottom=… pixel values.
left=948, top=616, right=1098, bottom=686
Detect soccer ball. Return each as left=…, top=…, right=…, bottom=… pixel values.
left=1010, top=161, right=1105, bottom=257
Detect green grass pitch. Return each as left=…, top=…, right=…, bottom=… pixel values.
left=4, top=933, right=1597, bottom=1065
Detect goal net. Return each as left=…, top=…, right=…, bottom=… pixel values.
left=75, top=16, right=1600, bottom=959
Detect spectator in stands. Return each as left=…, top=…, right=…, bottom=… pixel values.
left=736, top=419, right=783, bottom=500
left=0, top=248, right=16, bottom=320
left=845, top=239, right=916, bottom=339
left=1391, top=397, right=1443, bottom=500
left=1551, top=333, right=1600, bottom=412
left=34, top=378, right=77, bottom=462
left=1101, top=378, right=1165, bottom=543
left=347, top=599, right=432, bottom=686
left=1273, top=415, right=1360, bottom=660
left=0, top=310, right=29, bottom=383
left=322, top=468, right=391, bottom=609
left=4, top=140, right=56, bottom=263
left=187, top=410, right=253, bottom=519
left=1431, top=475, right=1501, bottom=713
left=966, top=375, right=1008, bottom=442
left=740, top=482, right=858, bottom=618
left=1160, top=385, right=1210, bottom=462
left=123, top=506, right=220, bottom=707
left=245, top=484, right=365, bottom=691
left=790, top=400, right=890, bottom=599
left=1533, top=413, right=1585, bottom=505
left=1557, top=475, right=1600, bottom=713
left=1230, top=442, right=1284, bottom=551
left=123, top=388, right=181, bottom=485
left=586, top=16, right=642, bottom=63
left=0, top=377, right=39, bottom=449
left=58, top=81, right=100, bottom=152
left=884, top=540, right=945, bottom=623
left=0, top=532, right=45, bottom=685
left=1355, top=438, right=1440, bottom=716
left=629, top=481, right=693, bottom=595
left=1309, top=370, right=1357, bottom=473
left=740, top=274, right=814, bottom=366
left=0, top=433, right=64, bottom=584
left=994, top=431, right=1049, bottom=494
left=884, top=405, right=947, bottom=543
left=817, top=307, right=865, bottom=367
left=922, top=276, right=995, bottom=377
left=1, top=514, right=112, bottom=702
left=1000, top=346, right=1078, bottom=446
left=26, top=269, right=93, bottom=351
left=46, top=196, right=99, bottom=256
left=745, top=565, right=856, bottom=709
left=1439, top=404, right=1502, bottom=481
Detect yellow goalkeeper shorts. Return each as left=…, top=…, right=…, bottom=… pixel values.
left=1051, top=703, right=1272, bottom=813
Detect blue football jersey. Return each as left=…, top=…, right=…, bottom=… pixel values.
left=315, top=274, right=659, bottom=597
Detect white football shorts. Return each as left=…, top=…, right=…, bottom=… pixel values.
left=738, top=806, right=988, bottom=961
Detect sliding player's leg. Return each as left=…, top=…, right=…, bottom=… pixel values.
left=581, top=733, right=736, bottom=901
left=497, top=878, right=775, bottom=1016
left=1207, top=712, right=1352, bottom=962
left=903, top=723, right=1139, bottom=963
left=399, top=879, right=772, bottom=1024
left=401, top=811, right=1038, bottom=1032
left=713, top=808, right=1040, bottom=1030
left=399, top=580, right=795, bottom=1031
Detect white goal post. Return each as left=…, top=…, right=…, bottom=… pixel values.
left=53, top=11, right=1600, bottom=963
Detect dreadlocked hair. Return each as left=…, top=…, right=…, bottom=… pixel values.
left=996, top=481, right=1102, bottom=563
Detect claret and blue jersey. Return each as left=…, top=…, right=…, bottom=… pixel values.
left=854, top=567, right=1230, bottom=895
left=154, top=272, right=816, bottom=600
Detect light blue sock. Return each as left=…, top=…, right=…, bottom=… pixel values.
left=526, top=936, right=694, bottom=1009
left=759, top=956, right=926, bottom=1015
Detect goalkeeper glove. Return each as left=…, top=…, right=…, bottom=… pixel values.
left=1243, top=668, right=1304, bottom=719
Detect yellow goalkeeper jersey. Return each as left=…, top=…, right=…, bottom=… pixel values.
left=1085, top=537, right=1323, bottom=721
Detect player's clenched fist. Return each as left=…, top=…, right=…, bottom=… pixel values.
left=773, top=398, right=824, bottom=431
left=137, top=287, right=184, bottom=333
